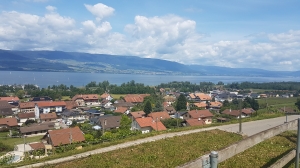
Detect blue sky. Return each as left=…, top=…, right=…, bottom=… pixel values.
left=0, top=0, right=300, bottom=71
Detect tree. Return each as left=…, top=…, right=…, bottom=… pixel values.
left=176, top=94, right=187, bottom=111
left=120, top=115, right=131, bottom=130
left=295, top=98, right=300, bottom=111
left=144, top=100, right=152, bottom=116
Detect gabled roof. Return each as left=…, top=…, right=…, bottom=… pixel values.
left=186, top=119, right=205, bottom=126
left=37, top=101, right=66, bottom=107
left=18, top=112, right=35, bottom=119
left=30, top=96, right=52, bottom=101
left=148, top=111, right=170, bottom=120
left=0, top=101, right=13, bottom=116
left=242, top=108, right=255, bottom=114
left=114, top=102, right=134, bottom=107
left=29, top=142, right=45, bottom=150
left=188, top=110, right=213, bottom=119
left=124, top=94, right=150, bottom=103
left=19, top=102, right=35, bottom=109
left=189, top=93, right=196, bottom=99
left=0, top=100, right=12, bottom=108
left=47, top=127, right=85, bottom=146
left=0, top=118, right=18, bottom=127
left=0, top=96, right=19, bottom=102
left=92, top=115, right=122, bottom=129
left=64, top=101, right=77, bottom=110
left=222, top=109, right=241, bottom=117
left=72, top=94, right=99, bottom=101
left=40, top=113, right=57, bottom=120
left=130, top=111, right=146, bottom=119
left=20, top=123, right=54, bottom=133
left=209, top=102, right=223, bottom=108
left=194, top=93, right=211, bottom=101
left=100, top=93, right=111, bottom=99
left=193, top=102, right=207, bottom=108
left=135, top=117, right=167, bottom=131
left=114, top=107, right=128, bottom=113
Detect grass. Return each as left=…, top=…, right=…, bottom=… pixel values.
left=43, top=130, right=243, bottom=168
left=258, top=97, right=297, bottom=108
left=60, top=96, right=71, bottom=101
left=110, top=94, right=126, bottom=99
left=219, top=131, right=297, bottom=168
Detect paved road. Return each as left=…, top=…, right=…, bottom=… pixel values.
left=18, top=115, right=300, bottom=168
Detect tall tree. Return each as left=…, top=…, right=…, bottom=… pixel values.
left=120, top=115, right=132, bottom=130
left=144, top=100, right=152, bottom=116
left=176, top=94, right=187, bottom=111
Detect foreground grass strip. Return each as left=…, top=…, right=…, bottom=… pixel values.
left=42, top=130, right=242, bottom=168
left=219, top=131, right=296, bottom=168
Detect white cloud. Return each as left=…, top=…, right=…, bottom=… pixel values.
left=0, top=4, right=300, bottom=71
left=84, top=3, right=114, bottom=21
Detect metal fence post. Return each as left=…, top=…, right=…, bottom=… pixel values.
left=295, top=118, right=300, bottom=168
left=210, top=151, right=218, bottom=168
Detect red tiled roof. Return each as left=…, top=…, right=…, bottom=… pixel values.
left=124, top=94, right=150, bottom=103
left=193, top=102, right=207, bottom=108
left=189, top=93, right=196, bottom=99
left=130, top=111, right=146, bottom=119
left=148, top=112, right=170, bottom=120
left=0, top=118, right=18, bottom=127
left=114, top=107, right=128, bottom=113
left=0, top=96, right=19, bottom=102
left=65, top=101, right=77, bottom=110
left=209, top=102, right=223, bottom=108
left=18, top=112, right=35, bottom=119
left=29, top=142, right=45, bottom=150
left=135, top=117, right=167, bottom=131
left=186, top=119, right=205, bottom=126
left=37, top=101, right=66, bottom=107
left=195, top=93, right=212, bottom=101
left=188, top=110, right=213, bottom=119
left=242, top=108, right=255, bottom=115
left=222, top=109, right=240, bottom=117
left=72, top=94, right=99, bottom=101
left=100, top=93, right=110, bottom=99
left=40, top=113, right=57, bottom=120
left=48, top=127, right=85, bottom=146
left=19, top=102, right=35, bottom=109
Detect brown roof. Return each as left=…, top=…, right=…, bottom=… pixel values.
left=135, top=117, right=167, bottom=131
left=193, top=102, right=207, bottom=108
left=114, top=107, right=128, bottom=113
left=130, top=111, right=146, bottom=119
left=0, top=97, right=19, bottom=102
left=188, top=110, right=213, bottom=119
left=0, top=100, right=12, bottom=108
left=222, top=109, right=241, bottom=117
left=20, top=122, right=54, bottom=133
left=0, top=118, right=18, bottom=127
left=100, top=93, right=111, bottom=99
left=29, top=142, right=45, bottom=150
left=18, top=112, right=35, bottom=119
left=48, top=127, right=85, bottom=146
left=209, top=102, right=223, bottom=108
left=124, top=94, right=150, bottom=103
left=195, top=93, right=212, bottom=101
left=114, top=102, right=134, bottom=107
left=65, top=101, right=77, bottom=110
left=186, top=119, right=205, bottom=126
left=148, top=112, right=170, bottom=120
left=37, top=101, right=66, bottom=107
left=0, top=101, right=13, bottom=116
left=242, top=108, right=255, bottom=114
left=40, top=113, right=57, bottom=120
left=97, top=116, right=122, bottom=129
left=19, top=102, right=35, bottom=109
left=72, top=94, right=99, bottom=101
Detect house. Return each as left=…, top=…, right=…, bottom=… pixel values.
left=114, top=101, right=134, bottom=108
left=101, top=100, right=113, bottom=109
left=281, top=94, right=290, bottom=98
left=209, top=102, right=223, bottom=109
left=163, top=96, right=176, bottom=105
left=0, top=96, right=19, bottom=104
left=29, top=142, right=45, bottom=151
left=191, top=102, right=207, bottom=109
left=17, top=112, right=36, bottom=126
left=131, top=117, right=167, bottom=133
left=43, top=127, right=85, bottom=147
left=86, top=109, right=103, bottom=118
left=186, top=119, right=205, bottom=127
left=171, top=111, right=187, bottom=119
left=100, top=93, right=113, bottom=101
left=164, top=106, right=176, bottom=114
left=0, top=100, right=14, bottom=117
left=20, top=122, right=55, bottom=136
left=148, top=111, right=170, bottom=121
left=0, top=118, right=18, bottom=129
left=30, top=96, right=52, bottom=102
left=114, top=107, right=129, bottom=114
left=90, top=115, right=122, bottom=130
left=128, top=111, right=146, bottom=119
left=183, top=110, right=213, bottom=124
left=64, top=101, right=78, bottom=110
left=72, top=94, right=99, bottom=106
left=222, top=108, right=254, bottom=118
left=250, top=93, right=260, bottom=99
left=19, top=102, right=36, bottom=113
left=61, top=110, right=87, bottom=123
left=123, top=94, right=150, bottom=104
left=40, top=113, right=57, bottom=122
left=194, top=93, right=212, bottom=102
left=37, top=101, right=66, bottom=114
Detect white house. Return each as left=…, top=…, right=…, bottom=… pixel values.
left=17, top=112, right=36, bottom=126
left=131, top=117, right=167, bottom=134
left=37, top=101, right=66, bottom=113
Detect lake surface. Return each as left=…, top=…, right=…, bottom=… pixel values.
left=1, top=71, right=300, bottom=88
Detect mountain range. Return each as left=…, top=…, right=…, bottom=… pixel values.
left=1, top=49, right=299, bottom=77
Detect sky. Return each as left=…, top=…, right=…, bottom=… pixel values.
left=0, top=0, right=300, bottom=71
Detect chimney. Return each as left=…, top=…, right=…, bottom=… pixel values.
left=230, top=108, right=231, bottom=112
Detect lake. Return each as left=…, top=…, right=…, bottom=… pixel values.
left=1, top=71, right=300, bottom=88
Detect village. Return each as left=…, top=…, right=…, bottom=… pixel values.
left=0, top=88, right=297, bottom=164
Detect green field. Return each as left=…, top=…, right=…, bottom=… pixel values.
left=44, top=130, right=242, bottom=168
left=258, top=97, right=297, bottom=109
left=220, top=131, right=296, bottom=168
left=110, top=94, right=127, bottom=99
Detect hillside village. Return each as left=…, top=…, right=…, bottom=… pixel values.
left=0, top=87, right=297, bottom=163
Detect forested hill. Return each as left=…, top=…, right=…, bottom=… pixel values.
left=1, top=49, right=300, bottom=77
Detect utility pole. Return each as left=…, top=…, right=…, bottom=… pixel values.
left=239, top=99, right=242, bottom=134
left=23, top=135, right=26, bottom=154
left=102, top=119, right=107, bottom=135
left=177, top=112, right=179, bottom=128
left=69, top=128, right=72, bottom=144
left=156, top=117, right=158, bottom=131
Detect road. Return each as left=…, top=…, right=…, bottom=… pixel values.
left=18, top=115, right=300, bottom=168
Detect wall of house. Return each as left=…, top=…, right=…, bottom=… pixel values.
left=21, top=108, right=35, bottom=113
left=55, top=106, right=63, bottom=112
left=140, top=127, right=152, bottom=134
left=42, top=107, right=50, bottom=113
left=204, top=117, right=212, bottom=124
